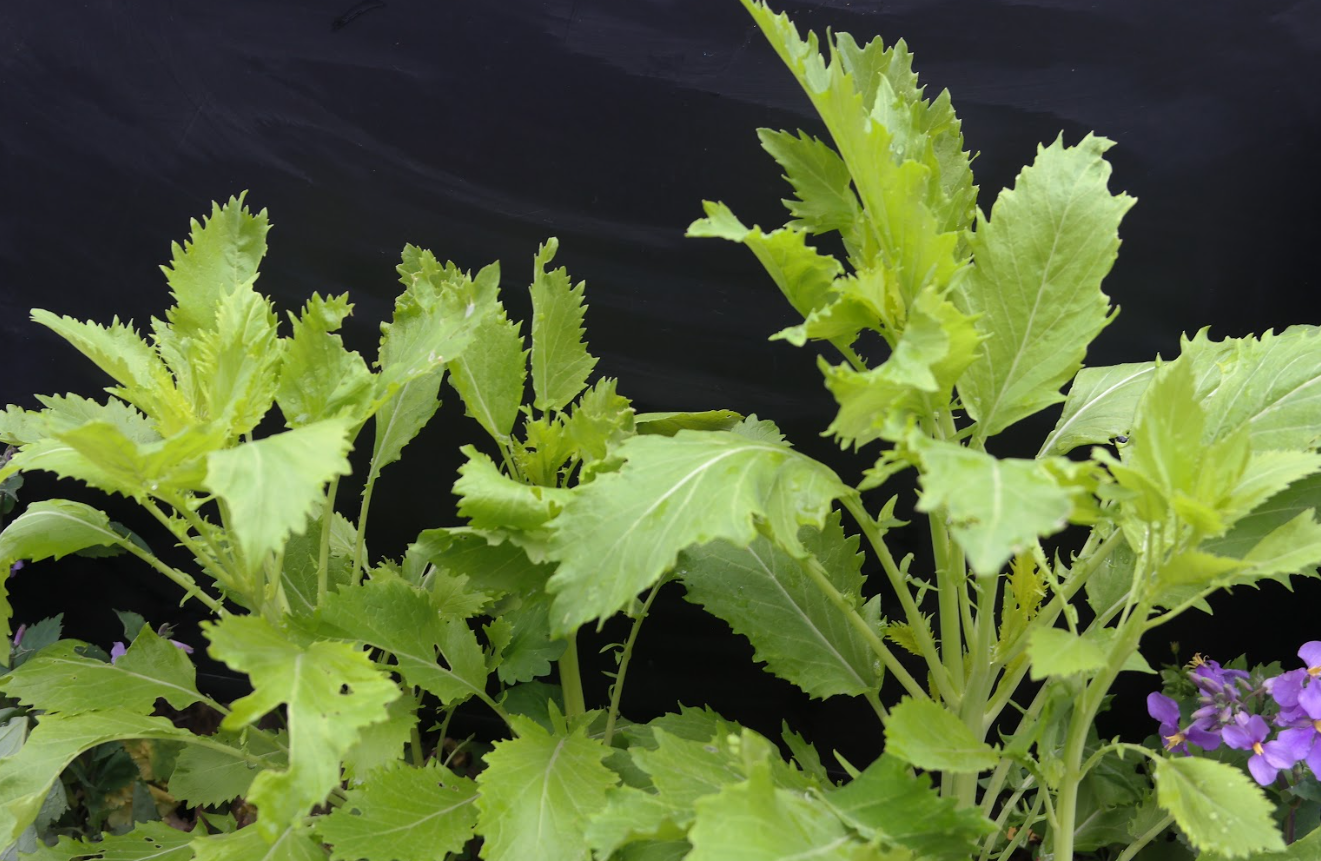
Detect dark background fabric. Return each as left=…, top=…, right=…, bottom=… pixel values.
left=3, top=0, right=1319, bottom=759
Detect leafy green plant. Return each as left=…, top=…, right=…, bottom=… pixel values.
left=2, top=1, right=1320, bottom=859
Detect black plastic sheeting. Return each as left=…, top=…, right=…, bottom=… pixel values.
left=2, top=0, right=1319, bottom=755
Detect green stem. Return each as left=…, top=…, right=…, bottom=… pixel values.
left=117, top=536, right=226, bottom=616
left=952, top=575, right=999, bottom=806
left=410, top=724, right=425, bottom=767
left=318, top=477, right=340, bottom=605
left=352, top=469, right=379, bottom=586
left=863, top=689, right=888, bottom=725
left=977, top=772, right=1035, bottom=861
left=930, top=512, right=966, bottom=693
left=800, top=556, right=929, bottom=701
left=1116, top=814, right=1175, bottom=861
left=559, top=631, right=587, bottom=719
left=603, top=582, right=663, bottom=747
left=142, top=496, right=233, bottom=587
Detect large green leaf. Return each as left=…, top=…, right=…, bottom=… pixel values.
left=276, top=293, right=375, bottom=428
left=1198, top=325, right=1321, bottom=451
left=368, top=369, right=443, bottom=478
left=190, top=823, right=328, bottom=861
left=318, top=577, right=489, bottom=706
left=475, top=714, right=617, bottom=861
left=448, top=305, right=526, bottom=443
left=956, top=134, right=1134, bottom=439
left=160, top=194, right=270, bottom=339
left=54, top=419, right=221, bottom=495
left=1041, top=361, right=1155, bottom=456
left=883, top=697, right=998, bottom=773
left=0, top=500, right=125, bottom=569
left=546, top=430, right=846, bottom=636
left=823, top=754, right=995, bottom=857
left=204, top=615, right=398, bottom=842
left=203, top=418, right=354, bottom=571
left=911, top=437, right=1074, bottom=576
left=530, top=239, right=597, bottom=413
left=169, top=729, right=287, bottom=807
left=0, top=627, right=201, bottom=715
left=1152, top=756, right=1283, bottom=858
left=24, top=820, right=196, bottom=861
left=679, top=512, right=881, bottom=699
left=315, top=762, right=477, bottom=861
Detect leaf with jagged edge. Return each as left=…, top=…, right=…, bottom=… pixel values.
left=27, top=312, right=194, bottom=436
left=530, top=238, right=597, bottom=413
left=1196, top=325, right=1321, bottom=451
left=545, top=430, right=846, bottom=636
left=315, top=761, right=478, bottom=861
left=0, top=500, right=126, bottom=575
left=1041, top=362, right=1155, bottom=456
left=318, top=577, right=489, bottom=707
left=190, top=822, right=329, bottom=861
left=160, top=193, right=270, bottom=340
left=23, top=820, right=197, bottom=861
left=822, top=754, right=995, bottom=858
left=169, top=729, right=287, bottom=807
left=487, top=590, right=566, bottom=685
left=956, top=134, right=1134, bottom=439
left=341, top=692, right=417, bottom=782
left=1206, top=472, right=1321, bottom=567
left=678, top=511, right=881, bottom=699
left=513, top=412, right=575, bottom=487
left=0, top=710, right=195, bottom=847
left=204, top=615, right=398, bottom=843
left=910, top=437, right=1073, bottom=576
left=203, top=418, right=353, bottom=572
left=454, top=445, right=572, bottom=533
left=448, top=304, right=527, bottom=443
left=884, top=697, right=998, bottom=774
left=687, top=203, right=841, bottom=324
left=281, top=512, right=357, bottom=618
left=772, top=267, right=890, bottom=348
left=406, top=526, right=551, bottom=597
left=54, top=419, right=223, bottom=496
left=0, top=395, right=157, bottom=449
left=564, top=377, right=635, bottom=464
left=819, top=287, right=982, bottom=448
left=476, top=713, right=617, bottom=861
left=369, top=369, right=443, bottom=482
left=757, top=129, right=865, bottom=251
left=634, top=411, right=744, bottom=436
left=276, top=293, right=375, bottom=428
left=0, top=626, right=202, bottom=715
left=1153, top=756, right=1284, bottom=858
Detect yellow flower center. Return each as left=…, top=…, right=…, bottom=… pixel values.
left=1309, top=665, right=1320, bottom=677
left=1252, top=742, right=1265, bottom=756
left=1164, top=732, right=1186, bottom=750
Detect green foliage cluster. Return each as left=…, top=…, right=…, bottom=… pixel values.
left=3, top=1, right=1321, bottom=859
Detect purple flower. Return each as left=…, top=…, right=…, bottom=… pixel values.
left=1148, top=692, right=1221, bottom=754
left=7, top=560, right=22, bottom=577
left=1222, top=712, right=1303, bottom=786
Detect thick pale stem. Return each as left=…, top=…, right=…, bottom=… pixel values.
left=559, top=631, right=587, bottom=719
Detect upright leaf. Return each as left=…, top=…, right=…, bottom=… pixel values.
left=447, top=306, right=527, bottom=443
left=369, top=370, right=443, bottom=477
left=530, top=239, right=597, bottom=413
left=160, top=193, right=270, bottom=339
left=756, top=129, right=864, bottom=248
left=204, top=615, right=398, bottom=842
left=956, top=134, right=1134, bottom=438
left=276, top=293, right=375, bottom=428
left=475, top=715, right=617, bottom=861
left=546, top=431, right=846, bottom=635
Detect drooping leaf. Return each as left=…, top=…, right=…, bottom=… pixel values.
left=318, top=577, right=489, bottom=706
left=910, top=437, right=1074, bottom=576
left=341, top=692, right=417, bottom=781
left=316, top=762, right=478, bottom=861
left=1041, top=361, right=1155, bottom=456
left=406, top=527, right=551, bottom=597
left=168, top=730, right=286, bottom=807
left=546, top=430, right=846, bottom=636
left=823, top=754, right=995, bottom=857
left=276, top=292, right=375, bottom=428
left=0, top=501, right=126, bottom=570
left=160, top=194, right=270, bottom=340
left=204, top=615, right=398, bottom=842
left=1152, top=756, right=1284, bottom=858
left=1, top=627, right=201, bottom=715
left=488, top=591, right=566, bottom=685
left=679, top=512, right=882, bottom=699
left=475, top=714, right=617, bottom=861
left=5, top=394, right=158, bottom=448
left=23, top=820, right=196, bottom=861
left=203, top=418, right=354, bottom=571
left=956, top=134, right=1134, bottom=439
left=883, top=697, right=998, bottom=773
left=448, top=305, right=526, bottom=443
left=530, top=239, right=597, bottom=413
left=454, top=445, right=572, bottom=533
left=54, top=419, right=222, bottom=496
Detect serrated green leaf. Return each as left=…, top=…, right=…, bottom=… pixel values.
left=1152, top=756, right=1284, bottom=858
left=0, top=711, right=193, bottom=846
left=203, top=418, right=353, bottom=571
left=23, top=820, right=196, bottom=861
left=475, top=715, right=617, bottom=861
left=530, top=239, right=597, bottom=413
left=1042, top=361, right=1155, bottom=456
left=369, top=370, right=443, bottom=479
left=0, top=501, right=126, bottom=569
left=54, top=420, right=221, bottom=495
left=190, top=822, right=328, bottom=861
left=407, top=527, right=551, bottom=597
left=318, top=577, right=489, bottom=706
left=448, top=305, right=526, bottom=442
left=168, top=730, right=286, bottom=807
left=679, top=512, right=881, bottom=699
left=454, top=445, right=571, bottom=533
left=1025, top=627, right=1107, bottom=680
left=586, top=787, right=688, bottom=859
left=757, top=128, right=863, bottom=244
left=634, top=411, right=744, bottom=436
left=564, top=377, right=635, bottom=464
left=276, top=293, right=375, bottom=428
left=546, top=430, right=846, bottom=636
left=883, top=697, right=998, bottom=773
left=1198, top=325, right=1321, bottom=451
left=911, top=437, right=1073, bottom=575
left=160, top=194, right=270, bottom=340
left=490, top=591, right=566, bottom=685
left=204, top=615, right=398, bottom=842
left=956, top=134, right=1133, bottom=438
left=823, top=754, right=995, bottom=857
left=11, top=394, right=158, bottom=448
left=1, top=627, right=201, bottom=714
left=341, top=692, right=417, bottom=781
left=315, top=761, right=477, bottom=861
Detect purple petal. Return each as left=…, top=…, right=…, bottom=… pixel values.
left=1148, top=692, right=1181, bottom=725
left=109, top=641, right=127, bottom=664
left=1300, top=680, right=1321, bottom=720
left=1221, top=722, right=1255, bottom=751
left=1186, top=724, right=1222, bottom=751
left=12, top=624, right=25, bottom=647
left=1298, top=641, right=1321, bottom=669
left=1306, top=735, right=1321, bottom=781
left=1268, top=669, right=1306, bottom=709
left=169, top=639, right=194, bottom=655
left=1262, top=730, right=1310, bottom=769
left=1248, top=755, right=1279, bottom=786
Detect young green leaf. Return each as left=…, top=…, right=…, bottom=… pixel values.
left=756, top=129, right=864, bottom=247
left=1041, top=361, right=1155, bottom=456
left=822, top=754, right=995, bottom=857
left=315, top=762, right=478, bottom=861
left=160, top=194, right=270, bottom=340
left=1025, top=627, right=1107, bottom=680
left=678, top=513, right=882, bottom=699
left=530, top=238, right=597, bottom=413
left=454, top=445, right=571, bottom=532
left=634, top=410, right=744, bottom=436
left=475, top=715, right=617, bottom=861
left=55, top=419, right=222, bottom=496
left=447, top=305, right=527, bottom=443
left=204, top=615, right=398, bottom=842
left=0, top=500, right=126, bottom=570
left=956, top=134, right=1134, bottom=439
left=1152, top=756, right=1284, bottom=858
left=276, top=293, right=375, bottom=428
left=203, top=417, right=354, bottom=571
left=883, top=697, right=998, bottom=773
left=545, top=430, right=846, bottom=636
